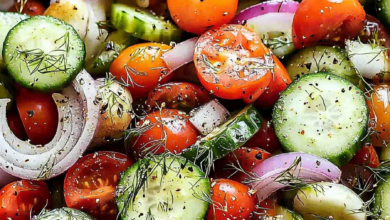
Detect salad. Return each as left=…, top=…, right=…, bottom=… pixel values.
left=0, top=0, right=389, bottom=219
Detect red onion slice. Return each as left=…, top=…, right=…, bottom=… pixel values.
left=162, top=37, right=198, bottom=73
left=233, top=0, right=299, bottom=24
left=247, top=152, right=341, bottom=202
left=0, top=70, right=99, bottom=180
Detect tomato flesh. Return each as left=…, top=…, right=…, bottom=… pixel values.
left=350, top=143, right=380, bottom=168
left=194, top=24, right=273, bottom=102
left=64, top=151, right=132, bottom=220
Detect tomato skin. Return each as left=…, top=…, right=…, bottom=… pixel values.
left=207, top=179, right=257, bottom=220
left=292, top=0, right=365, bottom=49
left=245, top=117, right=281, bottom=153
left=16, top=87, right=58, bottom=145
left=131, top=109, right=199, bottom=159
left=8, top=0, right=45, bottom=16
left=367, top=84, right=390, bottom=147
left=110, top=43, right=172, bottom=99
left=253, top=197, right=279, bottom=219
left=194, top=24, right=272, bottom=102
left=254, top=56, right=291, bottom=109
left=350, top=143, right=380, bottom=168
left=0, top=180, right=51, bottom=220
left=64, top=151, right=132, bottom=220
left=167, top=0, right=238, bottom=35
left=146, top=82, right=212, bottom=112
left=7, top=108, right=28, bottom=141
left=340, top=163, right=375, bottom=199
left=359, top=15, right=390, bottom=49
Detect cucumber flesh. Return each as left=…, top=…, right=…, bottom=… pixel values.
left=373, top=173, right=390, bottom=219
left=294, top=182, right=365, bottom=220
left=181, top=105, right=262, bottom=174
left=3, top=16, right=86, bottom=92
left=115, top=154, right=211, bottom=220
left=0, top=12, right=29, bottom=69
left=285, top=46, right=361, bottom=86
left=111, top=3, right=182, bottom=44
left=270, top=206, right=303, bottom=220
left=86, top=30, right=139, bottom=75
left=33, top=207, right=96, bottom=220
left=272, top=73, right=369, bottom=166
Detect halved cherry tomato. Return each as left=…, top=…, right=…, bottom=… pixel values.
left=110, top=43, right=172, bottom=99
left=254, top=56, right=291, bottom=108
left=146, top=82, right=212, bottom=112
left=207, top=179, right=257, bottom=220
left=366, top=84, right=390, bottom=147
left=245, top=117, right=281, bottom=153
left=167, top=0, right=238, bottom=35
left=0, top=180, right=51, bottom=220
left=350, top=143, right=380, bottom=168
left=340, top=163, right=375, bottom=199
left=16, top=87, right=58, bottom=145
left=292, top=0, right=365, bottom=49
left=253, top=197, right=279, bottom=219
left=131, top=109, right=199, bottom=159
left=7, top=107, right=28, bottom=141
left=64, top=151, right=132, bottom=220
left=8, top=0, right=45, bottom=16
left=194, top=24, right=273, bottom=103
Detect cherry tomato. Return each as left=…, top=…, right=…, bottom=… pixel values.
left=207, top=179, right=257, bottom=220
left=7, top=107, right=28, bottom=141
left=340, top=163, right=375, bottom=199
left=170, top=63, right=201, bottom=85
left=254, top=56, right=291, bottom=109
left=146, top=82, right=212, bottom=112
left=0, top=180, right=51, bottom=220
left=350, top=143, right=380, bottom=168
left=292, top=0, right=365, bottom=49
left=131, top=109, right=199, bottom=159
left=64, top=151, right=132, bottom=220
left=16, top=87, right=58, bottom=145
left=245, top=117, right=281, bottom=153
left=194, top=24, right=273, bottom=103
left=253, top=197, right=279, bottom=219
left=110, top=43, right=172, bottom=99
left=359, top=15, right=390, bottom=49
left=167, top=0, right=238, bottom=35
left=367, top=84, right=390, bottom=147
left=8, top=0, right=45, bottom=16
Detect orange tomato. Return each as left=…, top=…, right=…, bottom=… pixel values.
left=110, top=43, right=172, bottom=99
left=167, top=0, right=238, bottom=35
left=194, top=24, right=272, bottom=103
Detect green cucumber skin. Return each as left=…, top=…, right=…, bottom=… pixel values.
left=115, top=154, right=210, bottom=220
left=376, top=0, right=390, bottom=29
left=272, top=73, right=369, bottom=167
left=285, top=46, right=361, bottom=87
left=181, top=105, right=263, bottom=172
left=373, top=174, right=390, bottom=218
left=3, top=16, right=85, bottom=92
left=111, top=3, right=182, bottom=44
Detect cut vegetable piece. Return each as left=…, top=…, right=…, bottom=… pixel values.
left=293, top=182, right=365, bottom=220
left=0, top=70, right=99, bottom=180
left=285, top=46, right=361, bottom=86
left=273, top=73, right=369, bottom=166
left=0, top=12, right=28, bottom=69
left=345, top=40, right=389, bottom=79
left=271, top=206, right=303, bottom=220
left=111, top=3, right=182, bottom=44
left=162, top=37, right=198, bottom=73
left=3, top=16, right=86, bottom=92
left=32, top=207, right=96, bottom=220
left=115, top=154, right=210, bottom=220
left=376, top=0, right=390, bottom=29
left=181, top=105, right=262, bottom=174
left=86, top=30, right=139, bottom=75
left=189, top=99, right=230, bottom=135
left=373, top=173, right=390, bottom=218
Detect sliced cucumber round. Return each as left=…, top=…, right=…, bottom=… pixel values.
left=373, top=173, right=390, bottom=219
left=111, top=3, right=183, bottom=44
left=293, top=182, right=365, bottom=220
left=33, top=207, right=95, bottom=220
left=181, top=104, right=263, bottom=173
left=272, top=72, right=369, bottom=166
left=3, top=16, right=85, bottom=92
left=285, top=46, right=361, bottom=87
left=115, top=154, right=210, bottom=220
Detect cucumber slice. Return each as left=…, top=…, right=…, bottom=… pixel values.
left=293, top=182, right=365, bottom=220
left=373, top=173, right=390, bottom=218
left=0, top=12, right=29, bottom=69
left=376, top=0, right=390, bottom=29
left=272, top=73, right=369, bottom=166
left=181, top=104, right=262, bottom=173
left=285, top=46, right=361, bottom=87
left=33, top=207, right=96, bottom=220
left=111, top=3, right=183, bottom=44
left=3, top=16, right=85, bottom=92
left=115, top=154, right=210, bottom=220
left=86, top=30, right=139, bottom=75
